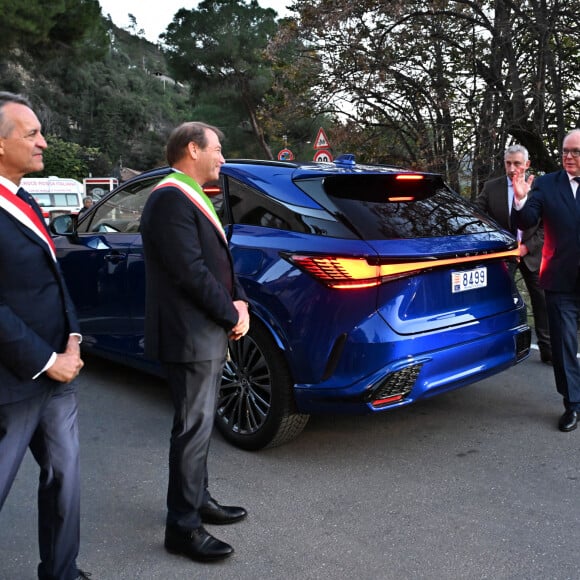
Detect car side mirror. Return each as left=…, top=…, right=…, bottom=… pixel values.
left=50, top=213, right=77, bottom=236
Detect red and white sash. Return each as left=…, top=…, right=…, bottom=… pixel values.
left=0, top=182, right=57, bottom=262
left=154, top=173, right=227, bottom=243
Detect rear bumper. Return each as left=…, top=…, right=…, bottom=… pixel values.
left=293, top=324, right=531, bottom=414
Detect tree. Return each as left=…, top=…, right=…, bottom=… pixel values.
left=0, top=0, right=106, bottom=54
left=268, top=0, right=580, bottom=194
left=270, top=0, right=468, bottom=188
left=48, top=0, right=107, bottom=54
left=260, top=18, right=336, bottom=160
left=162, top=0, right=279, bottom=158
left=29, top=137, right=103, bottom=182
left=0, top=0, right=65, bottom=48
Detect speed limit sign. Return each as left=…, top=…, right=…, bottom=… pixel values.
left=313, top=149, right=333, bottom=162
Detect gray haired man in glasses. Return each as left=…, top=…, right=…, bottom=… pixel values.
left=512, top=129, right=580, bottom=433
left=476, top=144, right=551, bottom=364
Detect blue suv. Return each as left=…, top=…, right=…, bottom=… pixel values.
left=51, top=155, right=531, bottom=449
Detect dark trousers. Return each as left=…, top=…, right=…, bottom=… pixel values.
left=515, top=260, right=551, bottom=352
left=163, top=357, right=226, bottom=530
left=0, top=384, right=80, bottom=580
left=545, top=281, right=580, bottom=411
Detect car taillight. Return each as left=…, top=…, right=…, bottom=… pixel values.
left=387, top=196, right=415, bottom=202
left=288, top=256, right=389, bottom=289
left=387, top=174, right=424, bottom=201
left=287, top=248, right=519, bottom=289
left=203, top=185, right=222, bottom=196
left=395, top=174, right=424, bottom=180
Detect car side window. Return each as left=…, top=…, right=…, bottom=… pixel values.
left=226, top=178, right=291, bottom=229
left=224, top=176, right=354, bottom=237
left=78, top=178, right=159, bottom=234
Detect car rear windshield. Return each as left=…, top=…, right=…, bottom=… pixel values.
left=295, top=174, right=498, bottom=240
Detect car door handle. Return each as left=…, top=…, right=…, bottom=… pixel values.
left=104, top=251, right=127, bottom=264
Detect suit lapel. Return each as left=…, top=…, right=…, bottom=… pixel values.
left=557, top=170, right=576, bottom=209
left=0, top=183, right=57, bottom=262
left=489, top=177, right=511, bottom=231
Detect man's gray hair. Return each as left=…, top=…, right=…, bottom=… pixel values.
left=0, top=91, right=32, bottom=138
left=564, top=128, right=580, bottom=141
left=504, top=144, right=529, bottom=162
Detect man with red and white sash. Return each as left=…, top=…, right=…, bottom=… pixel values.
left=140, top=122, right=250, bottom=563
left=0, top=92, right=86, bottom=580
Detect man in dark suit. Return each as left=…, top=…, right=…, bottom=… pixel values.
left=513, top=129, right=580, bottom=433
left=0, top=92, right=87, bottom=579
left=476, top=144, right=551, bottom=363
left=140, top=122, right=250, bottom=562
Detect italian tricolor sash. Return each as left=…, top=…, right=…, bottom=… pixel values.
left=153, top=172, right=227, bottom=242
left=0, top=183, right=57, bottom=262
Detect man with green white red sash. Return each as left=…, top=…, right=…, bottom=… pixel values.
left=140, top=122, right=250, bottom=563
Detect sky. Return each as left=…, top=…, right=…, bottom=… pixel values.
left=98, top=0, right=292, bottom=43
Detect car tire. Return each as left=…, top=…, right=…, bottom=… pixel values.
left=216, top=321, right=309, bottom=450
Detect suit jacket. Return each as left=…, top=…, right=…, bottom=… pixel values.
left=0, top=184, right=80, bottom=405
left=476, top=175, right=544, bottom=272
left=140, top=179, right=247, bottom=363
left=513, top=169, right=580, bottom=292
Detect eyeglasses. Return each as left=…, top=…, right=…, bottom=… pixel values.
left=562, top=148, right=580, bottom=158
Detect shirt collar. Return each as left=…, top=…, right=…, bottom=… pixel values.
left=0, top=175, right=18, bottom=194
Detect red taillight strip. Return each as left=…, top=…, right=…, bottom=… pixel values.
left=387, top=196, right=415, bottom=202
left=395, top=174, right=424, bottom=180
left=377, top=248, right=519, bottom=277
left=290, top=248, right=519, bottom=289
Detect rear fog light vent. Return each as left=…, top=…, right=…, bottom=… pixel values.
left=367, top=363, right=423, bottom=407
left=516, top=328, right=532, bottom=361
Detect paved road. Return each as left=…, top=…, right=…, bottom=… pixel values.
left=1, top=349, right=579, bottom=580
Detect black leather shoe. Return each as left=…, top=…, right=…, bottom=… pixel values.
left=164, top=525, right=233, bottom=562
left=200, top=498, right=247, bottom=525
left=558, top=410, right=578, bottom=432
left=540, top=350, right=552, bottom=365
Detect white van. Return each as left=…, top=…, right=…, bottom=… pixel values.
left=20, top=176, right=84, bottom=223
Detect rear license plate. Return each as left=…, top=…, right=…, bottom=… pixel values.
left=451, top=267, right=487, bottom=293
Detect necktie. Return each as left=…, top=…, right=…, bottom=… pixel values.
left=509, top=198, right=517, bottom=235
left=575, top=177, right=580, bottom=207
left=17, top=187, right=47, bottom=226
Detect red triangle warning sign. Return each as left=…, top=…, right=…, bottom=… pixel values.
left=313, top=127, right=330, bottom=149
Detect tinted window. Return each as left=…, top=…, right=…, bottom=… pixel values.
left=296, top=174, right=499, bottom=240
left=78, top=177, right=159, bottom=234
left=225, top=176, right=356, bottom=238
